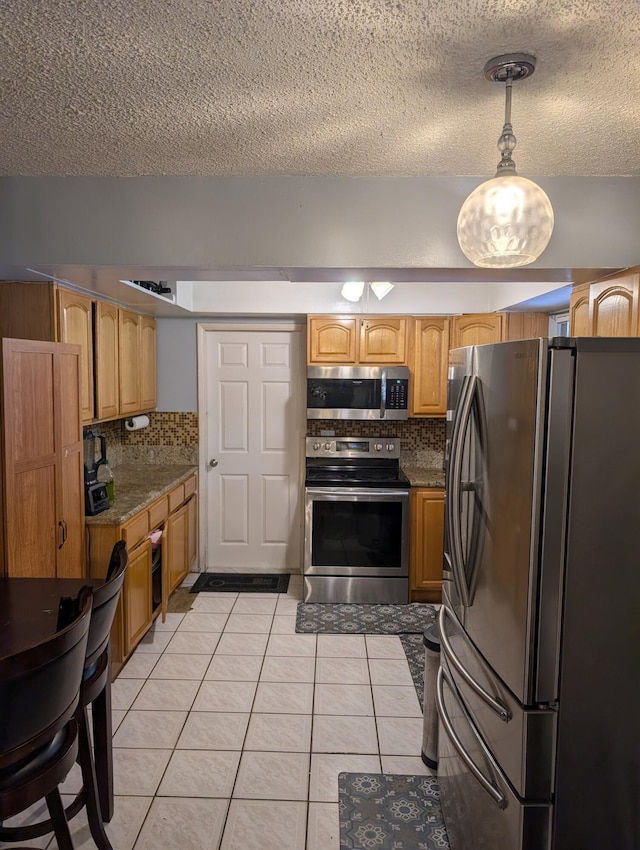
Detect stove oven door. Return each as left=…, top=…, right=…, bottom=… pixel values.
left=303, top=487, right=409, bottom=602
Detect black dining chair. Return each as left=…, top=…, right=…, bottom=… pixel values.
left=0, top=587, right=93, bottom=850
left=0, top=541, right=128, bottom=850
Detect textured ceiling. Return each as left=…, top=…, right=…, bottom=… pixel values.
left=1, top=0, right=639, bottom=178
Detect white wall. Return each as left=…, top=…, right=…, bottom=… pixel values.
left=1, top=175, right=639, bottom=270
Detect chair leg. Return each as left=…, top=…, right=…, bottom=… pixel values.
left=45, top=788, right=74, bottom=850
left=77, top=705, right=113, bottom=850
left=91, top=653, right=114, bottom=821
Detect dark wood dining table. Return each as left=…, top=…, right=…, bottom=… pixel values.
left=0, top=576, right=114, bottom=848
left=0, top=577, right=100, bottom=658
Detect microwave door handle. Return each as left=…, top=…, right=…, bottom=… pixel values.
left=447, top=375, right=477, bottom=607
left=380, top=369, right=387, bottom=418
left=436, top=667, right=507, bottom=810
left=439, top=606, right=511, bottom=722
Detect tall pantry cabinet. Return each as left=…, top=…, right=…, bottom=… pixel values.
left=0, top=338, right=84, bottom=577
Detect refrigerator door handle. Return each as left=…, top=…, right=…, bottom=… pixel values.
left=436, top=666, right=507, bottom=811
left=439, top=606, right=512, bottom=722
left=447, top=374, right=477, bottom=607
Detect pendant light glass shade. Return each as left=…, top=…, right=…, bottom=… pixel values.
left=370, top=281, right=394, bottom=300
left=457, top=54, right=554, bottom=269
left=457, top=173, right=554, bottom=268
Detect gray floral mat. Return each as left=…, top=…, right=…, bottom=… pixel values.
left=339, top=773, right=449, bottom=849
left=295, top=602, right=436, bottom=635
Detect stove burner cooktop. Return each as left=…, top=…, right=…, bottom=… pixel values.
left=304, top=439, right=409, bottom=489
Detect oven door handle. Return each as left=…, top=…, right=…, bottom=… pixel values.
left=380, top=369, right=387, bottom=418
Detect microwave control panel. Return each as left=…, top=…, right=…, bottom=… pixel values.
left=387, top=379, right=408, bottom=410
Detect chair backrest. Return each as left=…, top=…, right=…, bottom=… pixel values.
left=0, top=589, right=92, bottom=763
left=85, top=541, right=128, bottom=668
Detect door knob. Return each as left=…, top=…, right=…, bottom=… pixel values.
left=209, top=459, right=218, bottom=468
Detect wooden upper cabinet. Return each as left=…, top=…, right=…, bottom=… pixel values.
left=139, top=315, right=157, bottom=410
left=307, top=315, right=408, bottom=364
left=358, top=316, right=408, bottom=364
left=95, top=300, right=120, bottom=421
left=57, top=288, right=95, bottom=422
left=502, top=312, right=549, bottom=341
left=411, top=317, right=449, bottom=416
left=450, top=314, right=503, bottom=349
left=308, top=316, right=357, bottom=363
left=118, top=309, right=142, bottom=415
left=569, top=283, right=591, bottom=336
left=589, top=272, right=640, bottom=337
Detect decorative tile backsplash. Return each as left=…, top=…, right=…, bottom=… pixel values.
left=92, top=413, right=444, bottom=468
left=306, top=418, right=446, bottom=453
left=92, top=413, right=199, bottom=466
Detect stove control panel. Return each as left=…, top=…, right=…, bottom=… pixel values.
left=306, top=436, right=401, bottom=459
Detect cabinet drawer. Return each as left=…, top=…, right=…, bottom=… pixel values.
left=168, top=483, right=185, bottom=513
left=148, top=496, right=168, bottom=530
left=184, top=474, right=197, bottom=499
left=123, top=511, right=149, bottom=549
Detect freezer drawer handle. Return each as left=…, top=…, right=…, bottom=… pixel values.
left=439, top=606, right=512, bottom=722
left=436, top=666, right=507, bottom=810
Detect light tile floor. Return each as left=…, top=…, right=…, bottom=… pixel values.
left=1, top=573, right=434, bottom=850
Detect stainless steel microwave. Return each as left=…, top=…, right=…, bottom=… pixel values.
left=307, top=365, right=410, bottom=420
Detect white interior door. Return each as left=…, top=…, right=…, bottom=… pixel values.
left=199, top=325, right=305, bottom=573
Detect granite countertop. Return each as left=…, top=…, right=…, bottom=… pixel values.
left=401, top=465, right=446, bottom=488
left=85, top=464, right=197, bottom=525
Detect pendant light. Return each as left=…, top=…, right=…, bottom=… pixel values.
left=457, top=54, right=554, bottom=268
left=340, top=281, right=394, bottom=302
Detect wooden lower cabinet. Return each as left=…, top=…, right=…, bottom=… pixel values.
left=409, top=488, right=445, bottom=603
left=166, top=502, right=189, bottom=594
left=124, top=538, right=152, bottom=656
left=87, top=472, right=197, bottom=675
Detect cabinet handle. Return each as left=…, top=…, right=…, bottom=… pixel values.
left=58, top=520, right=68, bottom=549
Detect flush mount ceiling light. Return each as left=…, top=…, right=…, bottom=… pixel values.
left=340, top=281, right=395, bottom=302
left=457, top=53, right=554, bottom=268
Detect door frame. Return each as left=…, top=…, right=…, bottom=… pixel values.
left=196, top=321, right=306, bottom=572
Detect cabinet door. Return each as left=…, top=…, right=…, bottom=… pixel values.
left=95, top=301, right=120, bottom=420
left=118, top=309, right=141, bottom=415
left=410, top=489, right=445, bottom=602
left=589, top=273, right=640, bottom=337
left=2, top=339, right=58, bottom=576
left=307, top=316, right=357, bottom=363
left=139, top=315, right=157, bottom=410
left=166, top=503, right=189, bottom=594
left=450, top=314, right=503, bottom=349
left=1, top=340, right=84, bottom=578
left=124, top=539, right=152, bottom=656
left=57, top=288, right=95, bottom=422
left=502, top=312, right=549, bottom=341
left=358, top=317, right=408, bottom=364
left=411, top=317, right=449, bottom=416
left=569, top=284, right=591, bottom=336
left=187, top=493, right=198, bottom=570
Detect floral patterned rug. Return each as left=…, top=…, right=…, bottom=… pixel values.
left=339, top=773, right=449, bottom=849
left=295, top=602, right=436, bottom=635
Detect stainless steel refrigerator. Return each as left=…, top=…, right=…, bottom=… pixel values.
left=437, top=336, right=640, bottom=850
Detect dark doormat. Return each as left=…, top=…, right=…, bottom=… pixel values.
left=190, top=573, right=290, bottom=594
left=339, top=773, right=449, bottom=849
